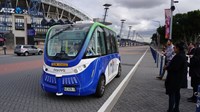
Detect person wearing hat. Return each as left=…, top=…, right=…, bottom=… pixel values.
left=165, top=42, right=187, bottom=112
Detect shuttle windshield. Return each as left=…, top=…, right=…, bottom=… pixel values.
left=46, top=24, right=91, bottom=60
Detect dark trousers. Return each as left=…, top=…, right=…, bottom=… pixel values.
left=168, top=89, right=180, bottom=112
left=192, top=77, right=200, bottom=97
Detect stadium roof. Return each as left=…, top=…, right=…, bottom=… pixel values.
left=0, top=0, right=92, bottom=21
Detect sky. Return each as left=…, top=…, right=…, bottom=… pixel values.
left=59, top=0, right=200, bottom=42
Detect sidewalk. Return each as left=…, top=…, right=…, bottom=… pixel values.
left=0, top=48, right=14, bottom=55
left=112, top=50, right=196, bottom=112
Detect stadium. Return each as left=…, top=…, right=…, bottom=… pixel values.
left=0, top=0, right=91, bottom=48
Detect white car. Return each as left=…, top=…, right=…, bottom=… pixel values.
left=14, top=45, right=43, bottom=56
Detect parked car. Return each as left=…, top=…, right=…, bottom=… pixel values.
left=14, top=45, right=43, bottom=56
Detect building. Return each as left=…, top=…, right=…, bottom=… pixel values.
left=0, top=0, right=91, bottom=48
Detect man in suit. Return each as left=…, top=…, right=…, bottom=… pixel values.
left=165, top=42, right=187, bottom=112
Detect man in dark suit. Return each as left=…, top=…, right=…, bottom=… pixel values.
left=165, top=42, right=187, bottom=112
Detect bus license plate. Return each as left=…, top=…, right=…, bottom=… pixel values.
left=64, top=87, right=76, bottom=92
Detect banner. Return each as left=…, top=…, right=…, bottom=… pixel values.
left=165, top=9, right=171, bottom=39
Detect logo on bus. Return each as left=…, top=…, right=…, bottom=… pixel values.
left=53, top=68, right=66, bottom=73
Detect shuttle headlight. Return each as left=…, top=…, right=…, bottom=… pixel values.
left=74, top=69, right=78, bottom=73
left=74, top=64, right=87, bottom=74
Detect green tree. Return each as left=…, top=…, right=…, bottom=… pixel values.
left=152, top=10, right=200, bottom=46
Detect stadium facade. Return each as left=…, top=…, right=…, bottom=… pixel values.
left=0, top=0, right=91, bottom=48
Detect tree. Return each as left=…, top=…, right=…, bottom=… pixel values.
left=151, top=10, right=200, bottom=45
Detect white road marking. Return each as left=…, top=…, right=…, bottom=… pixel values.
left=98, top=48, right=149, bottom=112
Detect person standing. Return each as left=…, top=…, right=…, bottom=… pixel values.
left=188, top=47, right=200, bottom=103
left=187, top=42, right=196, bottom=101
left=157, top=39, right=174, bottom=80
left=187, top=42, right=196, bottom=56
left=165, top=42, right=187, bottom=112
left=3, top=44, right=6, bottom=55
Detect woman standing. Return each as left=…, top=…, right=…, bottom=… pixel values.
left=165, top=42, right=187, bottom=112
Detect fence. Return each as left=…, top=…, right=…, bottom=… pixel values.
left=150, top=46, right=192, bottom=89
left=150, top=46, right=200, bottom=111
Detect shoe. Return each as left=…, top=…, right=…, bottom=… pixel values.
left=167, top=109, right=173, bottom=112
left=173, top=108, right=180, bottom=112
left=156, top=76, right=162, bottom=80
left=187, top=98, right=197, bottom=103
left=187, top=96, right=195, bottom=101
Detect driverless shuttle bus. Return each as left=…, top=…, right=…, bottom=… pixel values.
left=41, top=22, right=121, bottom=97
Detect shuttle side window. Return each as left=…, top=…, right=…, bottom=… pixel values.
left=110, top=32, right=119, bottom=53
left=97, top=27, right=106, bottom=55
left=85, top=27, right=105, bottom=57
left=104, top=28, right=112, bottom=54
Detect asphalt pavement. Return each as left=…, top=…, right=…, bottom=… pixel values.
left=0, top=46, right=195, bottom=112
left=112, top=49, right=196, bottom=112
left=0, top=46, right=146, bottom=112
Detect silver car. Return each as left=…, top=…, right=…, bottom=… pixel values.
left=14, top=45, right=43, bottom=56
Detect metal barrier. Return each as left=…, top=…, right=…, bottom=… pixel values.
left=150, top=46, right=165, bottom=76
left=150, top=47, right=157, bottom=63
left=159, top=55, right=164, bottom=77
left=150, top=46, right=192, bottom=89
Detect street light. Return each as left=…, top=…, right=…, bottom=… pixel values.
left=103, top=4, right=112, bottom=23
left=152, top=20, right=161, bottom=49
left=127, top=26, right=132, bottom=46
left=127, top=26, right=132, bottom=39
left=132, top=30, right=136, bottom=40
left=119, top=19, right=126, bottom=38
left=169, top=0, right=179, bottom=40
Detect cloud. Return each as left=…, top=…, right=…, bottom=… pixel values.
left=114, top=0, right=167, bottom=9
left=65, top=0, right=200, bottom=42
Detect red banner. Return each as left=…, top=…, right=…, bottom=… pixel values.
left=165, top=9, right=171, bottom=39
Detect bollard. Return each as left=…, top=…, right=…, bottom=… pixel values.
left=156, top=52, right=159, bottom=68
left=159, top=55, right=164, bottom=77
left=196, top=85, right=200, bottom=112
left=150, top=47, right=157, bottom=63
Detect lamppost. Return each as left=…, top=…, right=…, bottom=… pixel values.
left=127, top=26, right=132, bottom=46
left=152, top=20, right=161, bottom=48
left=152, top=20, right=161, bottom=67
left=127, top=26, right=132, bottom=39
left=103, top=4, right=112, bottom=23
left=132, top=30, right=136, bottom=40
left=119, top=19, right=126, bottom=38
left=135, top=33, right=138, bottom=46
left=118, top=19, right=125, bottom=46
left=169, top=0, right=179, bottom=40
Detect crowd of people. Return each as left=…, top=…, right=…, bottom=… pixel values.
left=156, top=40, right=200, bottom=112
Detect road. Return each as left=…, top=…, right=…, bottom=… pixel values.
left=0, top=46, right=148, bottom=112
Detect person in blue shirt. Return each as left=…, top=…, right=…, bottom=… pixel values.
left=157, top=39, right=174, bottom=80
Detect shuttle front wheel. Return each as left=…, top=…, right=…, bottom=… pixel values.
left=95, top=75, right=105, bottom=97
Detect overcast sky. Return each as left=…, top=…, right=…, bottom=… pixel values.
left=59, top=0, right=200, bottom=42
